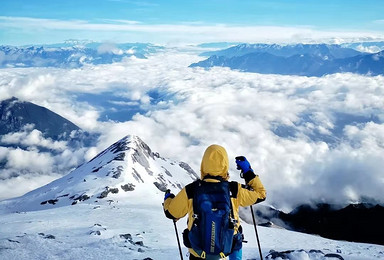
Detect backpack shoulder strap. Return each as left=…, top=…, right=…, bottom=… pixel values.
left=229, top=181, right=239, bottom=198
left=185, top=180, right=200, bottom=199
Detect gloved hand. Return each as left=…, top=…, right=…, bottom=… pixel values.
left=164, top=189, right=174, bottom=201
left=235, top=156, right=256, bottom=183
left=235, top=156, right=252, bottom=173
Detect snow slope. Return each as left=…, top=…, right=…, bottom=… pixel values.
left=0, top=135, right=383, bottom=259
left=1, top=199, right=383, bottom=260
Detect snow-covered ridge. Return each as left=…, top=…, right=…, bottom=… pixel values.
left=0, top=135, right=198, bottom=213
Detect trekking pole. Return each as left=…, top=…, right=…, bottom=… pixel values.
left=165, top=189, right=184, bottom=260
left=235, top=156, right=263, bottom=259
left=250, top=205, right=263, bottom=260
left=173, top=219, right=184, bottom=260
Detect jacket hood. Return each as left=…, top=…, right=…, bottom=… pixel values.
left=200, top=144, right=229, bottom=180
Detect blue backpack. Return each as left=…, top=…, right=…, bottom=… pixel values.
left=188, top=180, right=236, bottom=259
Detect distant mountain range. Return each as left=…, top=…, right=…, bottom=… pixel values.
left=0, top=42, right=163, bottom=68
left=191, top=43, right=384, bottom=76
left=200, top=43, right=362, bottom=59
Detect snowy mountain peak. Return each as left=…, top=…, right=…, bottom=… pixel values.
left=0, top=135, right=198, bottom=213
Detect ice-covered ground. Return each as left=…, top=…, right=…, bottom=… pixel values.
left=1, top=197, right=383, bottom=260
left=1, top=135, right=383, bottom=259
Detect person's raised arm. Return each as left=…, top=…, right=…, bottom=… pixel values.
left=235, top=156, right=266, bottom=207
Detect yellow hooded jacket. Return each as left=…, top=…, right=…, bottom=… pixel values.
left=163, top=145, right=266, bottom=258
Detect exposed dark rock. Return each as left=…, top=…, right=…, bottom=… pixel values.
left=153, top=182, right=167, bottom=192
left=138, top=248, right=145, bottom=252
left=90, top=231, right=101, bottom=236
left=73, top=194, right=90, bottom=201
left=162, top=166, right=172, bottom=177
left=89, top=137, right=130, bottom=162
left=48, top=199, right=58, bottom=205
left=309, top=250, right=324, bottom=254
left=110, top=188, right=119, bottom=194
left=121, top=183, right=135, bottom=192
left=40, top=199, right=58, bottom=205
left=258, top=221, right=273, bottom=227
left=135, top=241, right=144, bottom=246
left=325, top=254, right=344, bottom=260
left=110, top=165, right=123, bottom=179
left=120, top=234, right=132, bottom=240
left=57, top=194, right=69, bottom=198
left=92, top=167, right=102, bottom=173
left=132, top=168, right=144, bottom=183
left=7, top=239, right=20, bottom=243
left=98, top=189, right=109, bottom=199
left=71, top=201, right=77, bottom=205
left=114, top=152, right=125, bottom=161
left=266, top=250, right=292, bottom=259
left=145, top=168, right=154, bottom=176
left=110, top=138, right=130, bottom=154
left=97, top=187, right=119, bottom=198
left=179, top=162, right=199, bottom=179
left=38, top=233, right=55, bottom=239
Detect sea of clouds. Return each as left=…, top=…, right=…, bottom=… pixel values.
left=0, top=49, right=383, bottom=210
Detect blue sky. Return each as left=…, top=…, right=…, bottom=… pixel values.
left=1, top=0, right=384, bottom=45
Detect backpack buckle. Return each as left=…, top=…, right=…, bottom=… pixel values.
left=192, top=213, right=199, bottom=219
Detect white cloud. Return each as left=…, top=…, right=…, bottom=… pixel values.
left=101, top=19, right=142, bottom=25
left=0, top=50, right=384, bottom=209
left=5, top=148, right=54, bottom=172
left=0, top=174, right=61, bottom=201
left=1, top=16, right=384, bottom=45
left=1, top=128, right=67, bottom=151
